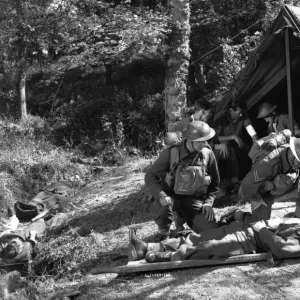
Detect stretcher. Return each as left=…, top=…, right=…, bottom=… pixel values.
left=90, top=252, right=300, bottom=275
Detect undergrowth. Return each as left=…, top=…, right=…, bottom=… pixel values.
left=0, top=115, right=87, bottom=216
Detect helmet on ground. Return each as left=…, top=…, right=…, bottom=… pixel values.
left=290, top=137, right=300, bottom=162
left=182, top=120, right=215, bottom=142
left=257, top=102, right=277, bottom=119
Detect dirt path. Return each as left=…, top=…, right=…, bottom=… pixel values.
left=41, top=160, right=300, bottom=300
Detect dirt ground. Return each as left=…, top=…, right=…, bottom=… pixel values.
left=43, top=159, right=300, bottom=300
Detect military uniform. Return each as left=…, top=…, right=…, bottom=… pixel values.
left=239, top=145, right=298, bottom=223
left=145, top=140, right=220, bottom=233
left=267, top=114, right=295, bottom=134
left=214, top=112, right=252, bottom=181
left=154, top=218, right=300, bottom=261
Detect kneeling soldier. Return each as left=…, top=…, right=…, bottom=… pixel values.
left=145, top=120, right=220, bottom=239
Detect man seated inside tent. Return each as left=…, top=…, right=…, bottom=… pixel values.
left=129, top=217, right=300, bottom=263
left=212, top=104, right=258, bottom=195
left=257, top=101, right=300, bottom=137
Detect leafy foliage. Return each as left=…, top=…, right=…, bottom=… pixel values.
left=1, top=0, right=300, bottom=151
left=188, top=0, right=300, bottom=101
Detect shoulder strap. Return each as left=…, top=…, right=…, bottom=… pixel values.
left=169, top=146, right=180, bottom=173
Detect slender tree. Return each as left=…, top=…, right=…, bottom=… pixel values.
left=164, top=0, right=190, bottom=132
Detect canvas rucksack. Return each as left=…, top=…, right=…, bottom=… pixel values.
left=165, top=145, right=211, bottom=195
left=248, top=130, right=291, bottom=164
left=248, top=129, right=298, bottom=196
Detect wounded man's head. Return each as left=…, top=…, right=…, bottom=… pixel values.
left=2, top=238, right=24, bottom=259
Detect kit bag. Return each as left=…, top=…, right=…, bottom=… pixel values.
left=165, top=146, right=210, bottom=195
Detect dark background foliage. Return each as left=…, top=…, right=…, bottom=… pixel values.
left=0, top=0, right=299, bottom=157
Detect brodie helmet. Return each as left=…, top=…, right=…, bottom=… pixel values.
left=182, top=120, right=215, bottom=142
left=257, top=102, right=277, bottom=119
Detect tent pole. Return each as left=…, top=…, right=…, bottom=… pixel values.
left=285, top=28, right=294, bottom=134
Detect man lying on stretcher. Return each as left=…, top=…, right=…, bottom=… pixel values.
left=129, top=218, right=300, bottom=263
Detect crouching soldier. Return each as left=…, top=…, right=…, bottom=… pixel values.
left=145, top=120, right=220, bottom=240
left=221, top=136, right=300, bottom=224
left=129, top=217, right=300, bottom=263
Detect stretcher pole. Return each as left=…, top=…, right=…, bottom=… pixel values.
left=90, top=253, right=300, bottom=275
left=285, top=27, right=295, bottom=135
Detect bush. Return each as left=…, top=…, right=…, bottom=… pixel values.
left=0, top=115, right=86, bottom=216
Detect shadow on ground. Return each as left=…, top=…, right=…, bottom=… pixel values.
left=69, top=186, right=154, bottom=236
left=79, top=258, right=300, bottom=300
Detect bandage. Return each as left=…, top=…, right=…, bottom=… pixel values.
left=246, top=124, right=257, bottom=137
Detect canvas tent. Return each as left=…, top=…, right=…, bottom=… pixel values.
left=214, top=5, right=300, bottom=134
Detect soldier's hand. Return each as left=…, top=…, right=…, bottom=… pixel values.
left=204, top=175, right=211, bottom=186
left=219, top=143, right=229, bottom=158
left=203, top=203, right=215, bottom=222
left=159, top=196, right=173, bottom=207
left=251, top=199, right=268, bottom=211
left=260, top=180, right=275, bottom=192
left=232, top=135, right=244, bottom=148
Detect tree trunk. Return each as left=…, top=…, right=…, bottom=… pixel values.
left=165, top=0, right=190, bottom=132
left=17, top=69, right=27, bottom=120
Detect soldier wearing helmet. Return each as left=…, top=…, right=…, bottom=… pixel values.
left=145, top=120, right=220, bottom=240
left=257, top=101, right=300, bottom=136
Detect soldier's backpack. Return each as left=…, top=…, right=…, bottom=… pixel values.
left=248, top=129, right=292, bottom=164
left=165, top=145, right=211, bottom=195
left=248, top=129, right=298, bottom=196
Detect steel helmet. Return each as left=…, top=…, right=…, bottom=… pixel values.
left=182, top=120, right=215, bottom=142
left=257, top=102, right=277, bottom=119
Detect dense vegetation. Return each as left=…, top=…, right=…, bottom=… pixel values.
left=1, top=0, right=300, bottom=155
left=1, top=1, right=300, bottom=294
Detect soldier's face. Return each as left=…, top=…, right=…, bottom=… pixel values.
left=229, top=108, right=243, bottom=121
left=187, top=140, right=206, bottom=152
left=194, top=106, right=212, bottom=123
left=264, top=115, right=274, bottom=124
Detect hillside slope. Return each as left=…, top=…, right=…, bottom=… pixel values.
left=32, top=158, right=300, bottom=300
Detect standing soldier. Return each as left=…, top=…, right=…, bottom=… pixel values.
left=145, top=120, right=220, bottom=240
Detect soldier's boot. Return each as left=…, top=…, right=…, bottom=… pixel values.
left=128, top=229, right=148, bottom=261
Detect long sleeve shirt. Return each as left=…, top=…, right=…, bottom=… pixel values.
left=268, top=114, right=298, bottom=134
left=240, top=145, right=292, bottom=199
left=257, top=218, right=300, bottom=257
left=145, top=141, right=220, bottom=206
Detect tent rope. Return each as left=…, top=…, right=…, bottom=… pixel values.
left=190, top=19, right=263, bottom=66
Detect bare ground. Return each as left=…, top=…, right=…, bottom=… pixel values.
left=38, top=159, right=300, bottom=300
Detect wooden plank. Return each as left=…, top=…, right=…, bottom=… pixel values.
left=90, top=253, right=300, bottom=275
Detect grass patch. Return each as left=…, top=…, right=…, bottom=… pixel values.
left=0, top=115, right=88, bottom=216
